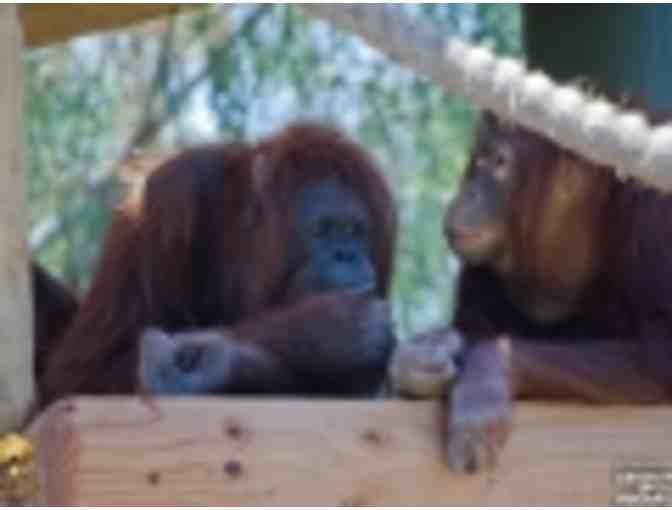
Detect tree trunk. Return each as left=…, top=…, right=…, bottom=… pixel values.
left=524, top=5, right=672, bottom=110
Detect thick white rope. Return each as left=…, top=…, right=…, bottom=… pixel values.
left=302, top=5, right=672, bottom=192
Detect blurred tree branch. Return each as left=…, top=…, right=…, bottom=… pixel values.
left=31, top=5, right=272, bottom=253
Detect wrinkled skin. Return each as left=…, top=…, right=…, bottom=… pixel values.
left=388, top=328, right=512, bottom=473
left=284, top=179, right=375, bottom=299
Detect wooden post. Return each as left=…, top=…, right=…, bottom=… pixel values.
left=19, top=5, right=197, bottom=48
left=0, top=5, right=34, bottom=433
left=30, top=398, right=672, bottom=506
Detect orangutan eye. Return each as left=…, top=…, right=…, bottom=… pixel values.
left=316, top=218, right=336, bottom=238
left=345, top=221, right=368, bottom=239
left=492, top=150, right=512, bottom=181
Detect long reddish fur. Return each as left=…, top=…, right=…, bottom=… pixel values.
left=454, top=117, right=672, bottom=402
left=40, top=122, right=396, bottom=407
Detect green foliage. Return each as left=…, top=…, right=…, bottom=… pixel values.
left=473, top=4, right=523, bottom=56
left=25, top=5, right=521, bottom=336
left=25, top=44, right=125, bottom=289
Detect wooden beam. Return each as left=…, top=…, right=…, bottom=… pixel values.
left=19, top=5, right=200, bottom=48
left=29, top=397, right=672, bottom=506
left=0, top=5, right=34, bottom=434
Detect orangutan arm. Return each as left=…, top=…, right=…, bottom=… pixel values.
left=140, top=291, right=396, bottom=397
left=512, top=338, right=671, bottom=403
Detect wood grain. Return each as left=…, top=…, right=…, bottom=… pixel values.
left=29, top=397, right=672, bottom=506
left=19, top=5, right=200, bottom=47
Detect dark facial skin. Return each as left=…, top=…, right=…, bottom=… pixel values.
left=444, top=122, right=517, bottom=266
left=286, top=179, right=375, bottom=299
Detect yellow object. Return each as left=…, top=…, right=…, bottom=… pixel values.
left=0, top=433, right=37, bottom=504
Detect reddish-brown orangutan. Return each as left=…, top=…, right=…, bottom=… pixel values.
left=392, top=110, right=672, bottom=473
left=32, top=263, right=78, bottom=381
left=139, top=291, right=392, bottom=396
left=40, top=122, right=398, bottom=407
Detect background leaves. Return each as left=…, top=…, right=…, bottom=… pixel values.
left=25, top=4, right=521, bottom=337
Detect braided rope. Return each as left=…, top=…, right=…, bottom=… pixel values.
left=302, top=5, right=672, bottom=192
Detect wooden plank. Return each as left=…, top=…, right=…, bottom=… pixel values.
left=19, top=5, right=201, bottom=48
left=0, top=5, right=34, bottom=434
left=29, top=397, right=672, bottom=506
